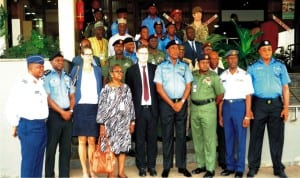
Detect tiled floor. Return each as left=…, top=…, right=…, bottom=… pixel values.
left=70, top=162, right=300, bottom=178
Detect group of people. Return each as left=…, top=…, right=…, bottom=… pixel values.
left=6, top=1, right=291, bottom=178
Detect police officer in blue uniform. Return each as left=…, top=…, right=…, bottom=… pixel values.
left=219, top=50, right=254, bottom=178
left=44, top=52, right=75, bottom=177
left=247, top=40, right=291, bottom=178
left=158, top=22, right=182, bottom=54
left=6, top=55, right=48, bottom=177
left=154, top=40, right=193, bottom=178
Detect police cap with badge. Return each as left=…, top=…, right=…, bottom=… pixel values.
left=258, top=40, right=272, bottom=50
left=165, top=40, right=178, bottom=49
left=224, top=50, right=239, bottom=58
left=154, top=21, right=163, bottom=28
left=148, top=34, right=158, bottom=41
left=197, top=54, right=210, bottom=62
left=113, top=39, right=124, bottom=46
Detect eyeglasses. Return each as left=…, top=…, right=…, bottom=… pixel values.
left=83, top=53, right=93, bottom=57
left=112, top=70, right=124, bottom=73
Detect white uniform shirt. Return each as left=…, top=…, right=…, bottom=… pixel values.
left=6, top=73, right=49, bottom=126
left=220, top=67, right=254, bottom=100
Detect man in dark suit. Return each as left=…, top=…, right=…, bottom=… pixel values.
left=125, top=45, right=159, bottom=177
left=209, top=51, right=226, bottom=170
left=183, top=26, right=203, bottom=67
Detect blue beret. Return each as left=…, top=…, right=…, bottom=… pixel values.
left=26, top=55, right=44, bottom=65
left=258, top=40, right=272, bottom=50
left=165, top=40, right=178, bottom=49
left=224, top=50, right=239, bottom=58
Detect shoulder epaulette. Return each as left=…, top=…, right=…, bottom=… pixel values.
left=275, top=58, right=285, bottom=64
left=248, top=60, right=258, bottom=66
left=44, top=69, right=51, bottom=76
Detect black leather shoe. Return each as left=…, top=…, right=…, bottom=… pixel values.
left=139, top=168, right=146, bottom=177
left=178, top=168, right=192, bottom=177
left=203, top=171, right=215, bottom=178
left=247, top=169, right=258, bottom=177
left=221, top=169, right=235, bottom=176
left=235, top=172, right=243, bottom=178
left=274, top=170, right=287, bottom=178
left=161, top=169, right=170, bottom=178
left=219, top=163, right=226, bottom=170
left=148, top=168, right=157, bottom=176
left=192, top=167, right=206, bottom=174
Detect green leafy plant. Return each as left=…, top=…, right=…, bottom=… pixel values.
left=231, top=20, right=263, bottom=69
left=3, top=30, right=59, bottom=58
left=205, top=21, right=263, bottom=70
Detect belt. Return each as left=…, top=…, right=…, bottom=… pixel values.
left=224, top=99, right=245, bottom=103
left=253, top=96, right=282, bottom=105
left=141, top=105, right=151, bottom=109
left=191, top=98, right=215, bottom=106
left=20, top=117, right=47, bottom=123
left=171, top=98, right=182, bottom=103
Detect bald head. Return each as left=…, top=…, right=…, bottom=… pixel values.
left=208, top=51, right=219, bottom=69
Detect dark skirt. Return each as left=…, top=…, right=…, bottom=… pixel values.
left=72, top=104, right=99, bottom=137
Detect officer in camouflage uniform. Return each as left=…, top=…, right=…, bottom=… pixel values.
left=190, top=54, right=224, bottom=178
left=102, top=39, right=133, bottom=84
left=148, top=34, right=165, bottom=65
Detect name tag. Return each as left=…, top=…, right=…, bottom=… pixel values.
left=119, top=102, right=125, bottom=111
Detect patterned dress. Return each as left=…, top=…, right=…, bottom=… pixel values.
left=96, top=84, right=135, bottom=154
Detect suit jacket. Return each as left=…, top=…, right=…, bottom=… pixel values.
left=183, top=40, right=203, bottom=66
left=125, top=63, right=158, bottom=118
left=217, top=67, right=225, bottom=76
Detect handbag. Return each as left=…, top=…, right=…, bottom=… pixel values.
left=90, top=136, right=116, bottom=174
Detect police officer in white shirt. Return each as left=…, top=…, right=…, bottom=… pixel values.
left=6, top=55, right=48, bottom=178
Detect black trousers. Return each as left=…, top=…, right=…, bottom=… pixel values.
left=135, top=106, right=158, bottom=169
left=217, top=121, right=226, bottom=166
left=248, top=97, right=285, bottom=172
left=160, top=100, right=187, bottom=169
left=45, top=109, right=72, bottom=177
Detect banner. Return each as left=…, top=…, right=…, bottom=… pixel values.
left=282, top=0, right=294, bottom=19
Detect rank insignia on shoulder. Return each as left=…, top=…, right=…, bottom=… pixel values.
left=275, top=58, right=285, bottom=64
left=44, top=69, right=51, bottom=76
left=21, top=79, right=28, bottom=84
left=249, top=60, right=257, bottom=65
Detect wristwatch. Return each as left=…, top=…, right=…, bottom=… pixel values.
left=69, top=109, right=73, bottom=113
left=181, top=99, right=185, bottom=104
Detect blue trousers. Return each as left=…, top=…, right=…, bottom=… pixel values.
left=222, top=100, right=247, bottom=172
left=18, top=118, right=47, bottom=178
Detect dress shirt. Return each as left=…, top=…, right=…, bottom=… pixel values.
left=138, top=63, right=152, bottom=105
left=247, top=58, right=291, bottom=98
left=141, top=15, right=166, bottom=35
left=154, top=58, right=193, bottom=99
left=124, top=51, right=138, bottom=64
left=188, top=40, right=197, bottom=52
left=44, top=70, right=75, bottom=109
left=220, top=68, right=254, bottom=99
left=158, top=35, right=182, bottom=53
left=6, top=73, right=48, bottom=126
